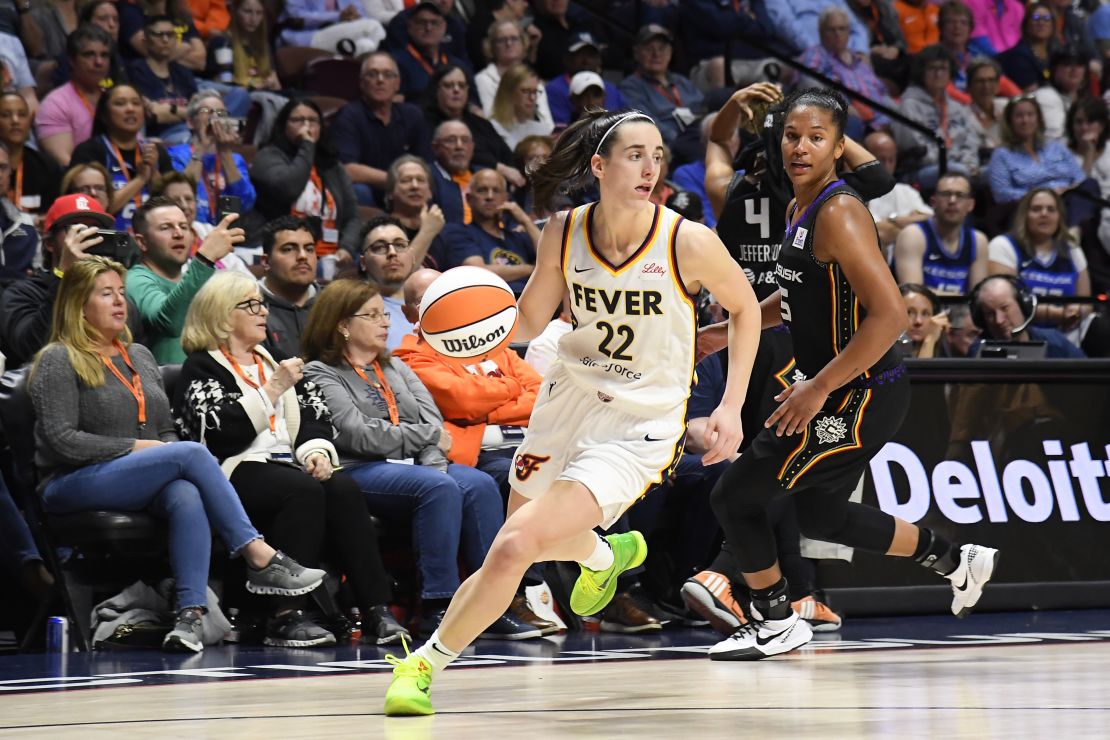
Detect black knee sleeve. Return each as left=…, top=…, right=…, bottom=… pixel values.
left=794, top=491, right=896, bottom=554
left=709, top=454, right=788, bottom=573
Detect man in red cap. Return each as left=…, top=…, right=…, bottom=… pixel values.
left=0, top=193, right=140, bottom=368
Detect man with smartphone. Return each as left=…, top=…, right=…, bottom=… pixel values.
left=0, top=194, right=144, bottom=368
left=168, top=90, right=256, bottom=226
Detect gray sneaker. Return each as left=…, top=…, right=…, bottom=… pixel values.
left=263, top=610, right=336, bottom=648
left=163, top=607, right=204, bottom=653
left=246, top=551, right=326, bottom=596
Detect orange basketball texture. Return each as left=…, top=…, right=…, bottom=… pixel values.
left=418, top=270, right=519, bottom=362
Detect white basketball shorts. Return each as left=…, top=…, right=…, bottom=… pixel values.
left=510, top=363, right=686, bottom=529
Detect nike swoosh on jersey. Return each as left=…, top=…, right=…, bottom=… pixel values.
left=573, top=265, right=594, bottom=273
left=643, top=434, right=667, bottom=442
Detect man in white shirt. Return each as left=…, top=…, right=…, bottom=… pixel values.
left=863, top=131, right=933, bottom=260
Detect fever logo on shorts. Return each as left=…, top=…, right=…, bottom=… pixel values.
left=515, top=453, right=551, bottom=481
left=813, top=416, right=848, bottom=445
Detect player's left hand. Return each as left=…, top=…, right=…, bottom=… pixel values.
left=701, top=404, right=743, bottom=465
left=765, top=378, right=828, bottom=437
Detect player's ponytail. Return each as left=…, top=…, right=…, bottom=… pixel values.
left=530, top=109, right=656, bottom=210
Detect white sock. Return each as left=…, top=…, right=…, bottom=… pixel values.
left=414, top=629, right=460, bottom=673
left=580, top=533, right=615, bottom=572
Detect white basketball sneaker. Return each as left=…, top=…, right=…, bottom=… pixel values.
left=946, top=544, right=1000, bottom=618
left=707, top=606, right=812, bottom=661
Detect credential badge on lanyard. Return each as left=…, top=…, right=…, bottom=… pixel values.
left=792, top=227, right=808, bottom=249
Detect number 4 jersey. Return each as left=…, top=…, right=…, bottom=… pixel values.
left=557, top=203, right=696, bottom=417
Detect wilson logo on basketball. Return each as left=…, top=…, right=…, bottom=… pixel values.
left=515, top=453, right=551, bottom=481
left=442, top=325, right=508, bottom=354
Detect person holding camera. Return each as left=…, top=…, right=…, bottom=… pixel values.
left=0, top=192, right=142, bottom=368
left=167, top=90, right=256, bottom=227
left=126, top=195, right=245, bottom=363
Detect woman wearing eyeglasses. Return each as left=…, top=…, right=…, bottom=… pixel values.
left=475, top=20, right=551, bottom=128
left=301, top=278, right=538, bottom=641
left=174, top=270, right=409, bottom=647
left=995, top=2, right=1058, bottom=92
left=489, top=64, right=553, bottom=151
left=60, top=162, right=113, bottom=211
left=248, top=98, right=361, bottom=269
left=423, top=65, right=525, bottom=189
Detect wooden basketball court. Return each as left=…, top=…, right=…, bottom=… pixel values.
left=2, top=610, right=1107, bottom=738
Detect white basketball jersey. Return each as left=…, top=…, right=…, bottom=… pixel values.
left=556, top=203, right=696, bottom=417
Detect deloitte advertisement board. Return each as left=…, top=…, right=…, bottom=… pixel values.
left=826, top=374, right=1110, bottom=597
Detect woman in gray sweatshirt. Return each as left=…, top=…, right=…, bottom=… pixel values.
left=29, top=256, right=325, bottom=653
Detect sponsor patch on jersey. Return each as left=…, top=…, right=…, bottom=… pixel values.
left=792, top=227, right=808, bottom=249
left=597, top=390, right=614, bottom=403
left=640, top=261, right=667, bottom=280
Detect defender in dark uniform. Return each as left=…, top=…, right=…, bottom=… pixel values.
left=699, top=89, right=1000, bottom=661
left=681, top=85, right=902, bottom=635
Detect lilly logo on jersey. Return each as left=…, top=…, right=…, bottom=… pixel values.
left=870, top=440, right=1110, bottom=524
left=442, top=325, right=508, bottom=354
left=640, top=261, right=666, bottom=280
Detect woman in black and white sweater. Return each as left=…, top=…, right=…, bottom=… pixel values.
left=174, top=271, right=408, bottom=647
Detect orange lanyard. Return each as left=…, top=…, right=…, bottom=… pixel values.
left=221, top=347, right=276, bottom=432
left=406, top=43, right=445, bottom=76
left=346, top=356, right=399, bottom=425
left=106, top=137, right=145, bottom=211
left=102, top=340, right=146, bottom=426
left=72, top=82, right=95, bottom=116
left=292, top=167, right=337, bottom=253
left=641, top=73, right=681, bottom=107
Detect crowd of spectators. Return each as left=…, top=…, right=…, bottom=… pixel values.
left=4, top=0, right=1110, bottom=651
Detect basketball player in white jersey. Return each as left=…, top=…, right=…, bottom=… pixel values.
left=383, top=110, right=762, bottom=715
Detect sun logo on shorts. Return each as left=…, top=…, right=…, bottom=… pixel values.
left=515, top=453, right=551, bottom=481
left=813, top=415, right=848, bottom=445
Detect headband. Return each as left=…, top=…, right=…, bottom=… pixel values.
left=593, top=112, right=655, bottom=157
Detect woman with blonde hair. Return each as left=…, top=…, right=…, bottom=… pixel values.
left=489, top=64, right=553, bottom=150
left=29, top=258, right=325, bottom=654
left=174, top=271, right=408, bottom=646
left=987, top=187, right=1091, bottom=332
left=475, top=20, right=551, bottom=127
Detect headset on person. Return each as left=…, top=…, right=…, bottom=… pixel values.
left=968, top=274, right=1038, bottom=334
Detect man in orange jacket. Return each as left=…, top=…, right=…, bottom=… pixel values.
left=393, top=268, right=542, bottom=486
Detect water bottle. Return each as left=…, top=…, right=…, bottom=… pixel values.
left=214, top=46, right=234, bottom=85
left=224, top=607, right=241, bottom=644
left=347, top=607, right=362, bottom=645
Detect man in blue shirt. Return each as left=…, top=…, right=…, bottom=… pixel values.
left=618, top=25, right=703, bottom=145
left=331, top=51, right=433, bottom=205
left=449, top=169, right=538, bottom=296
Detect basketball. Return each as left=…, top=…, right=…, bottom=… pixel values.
left=419, top=266, right=518, bottom=363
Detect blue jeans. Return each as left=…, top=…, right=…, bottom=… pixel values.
left=42, top=442, right=261, bottom=610
left=345, top=461, right=503, bottom=599
left=0, top=474, right=41, bottom=575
